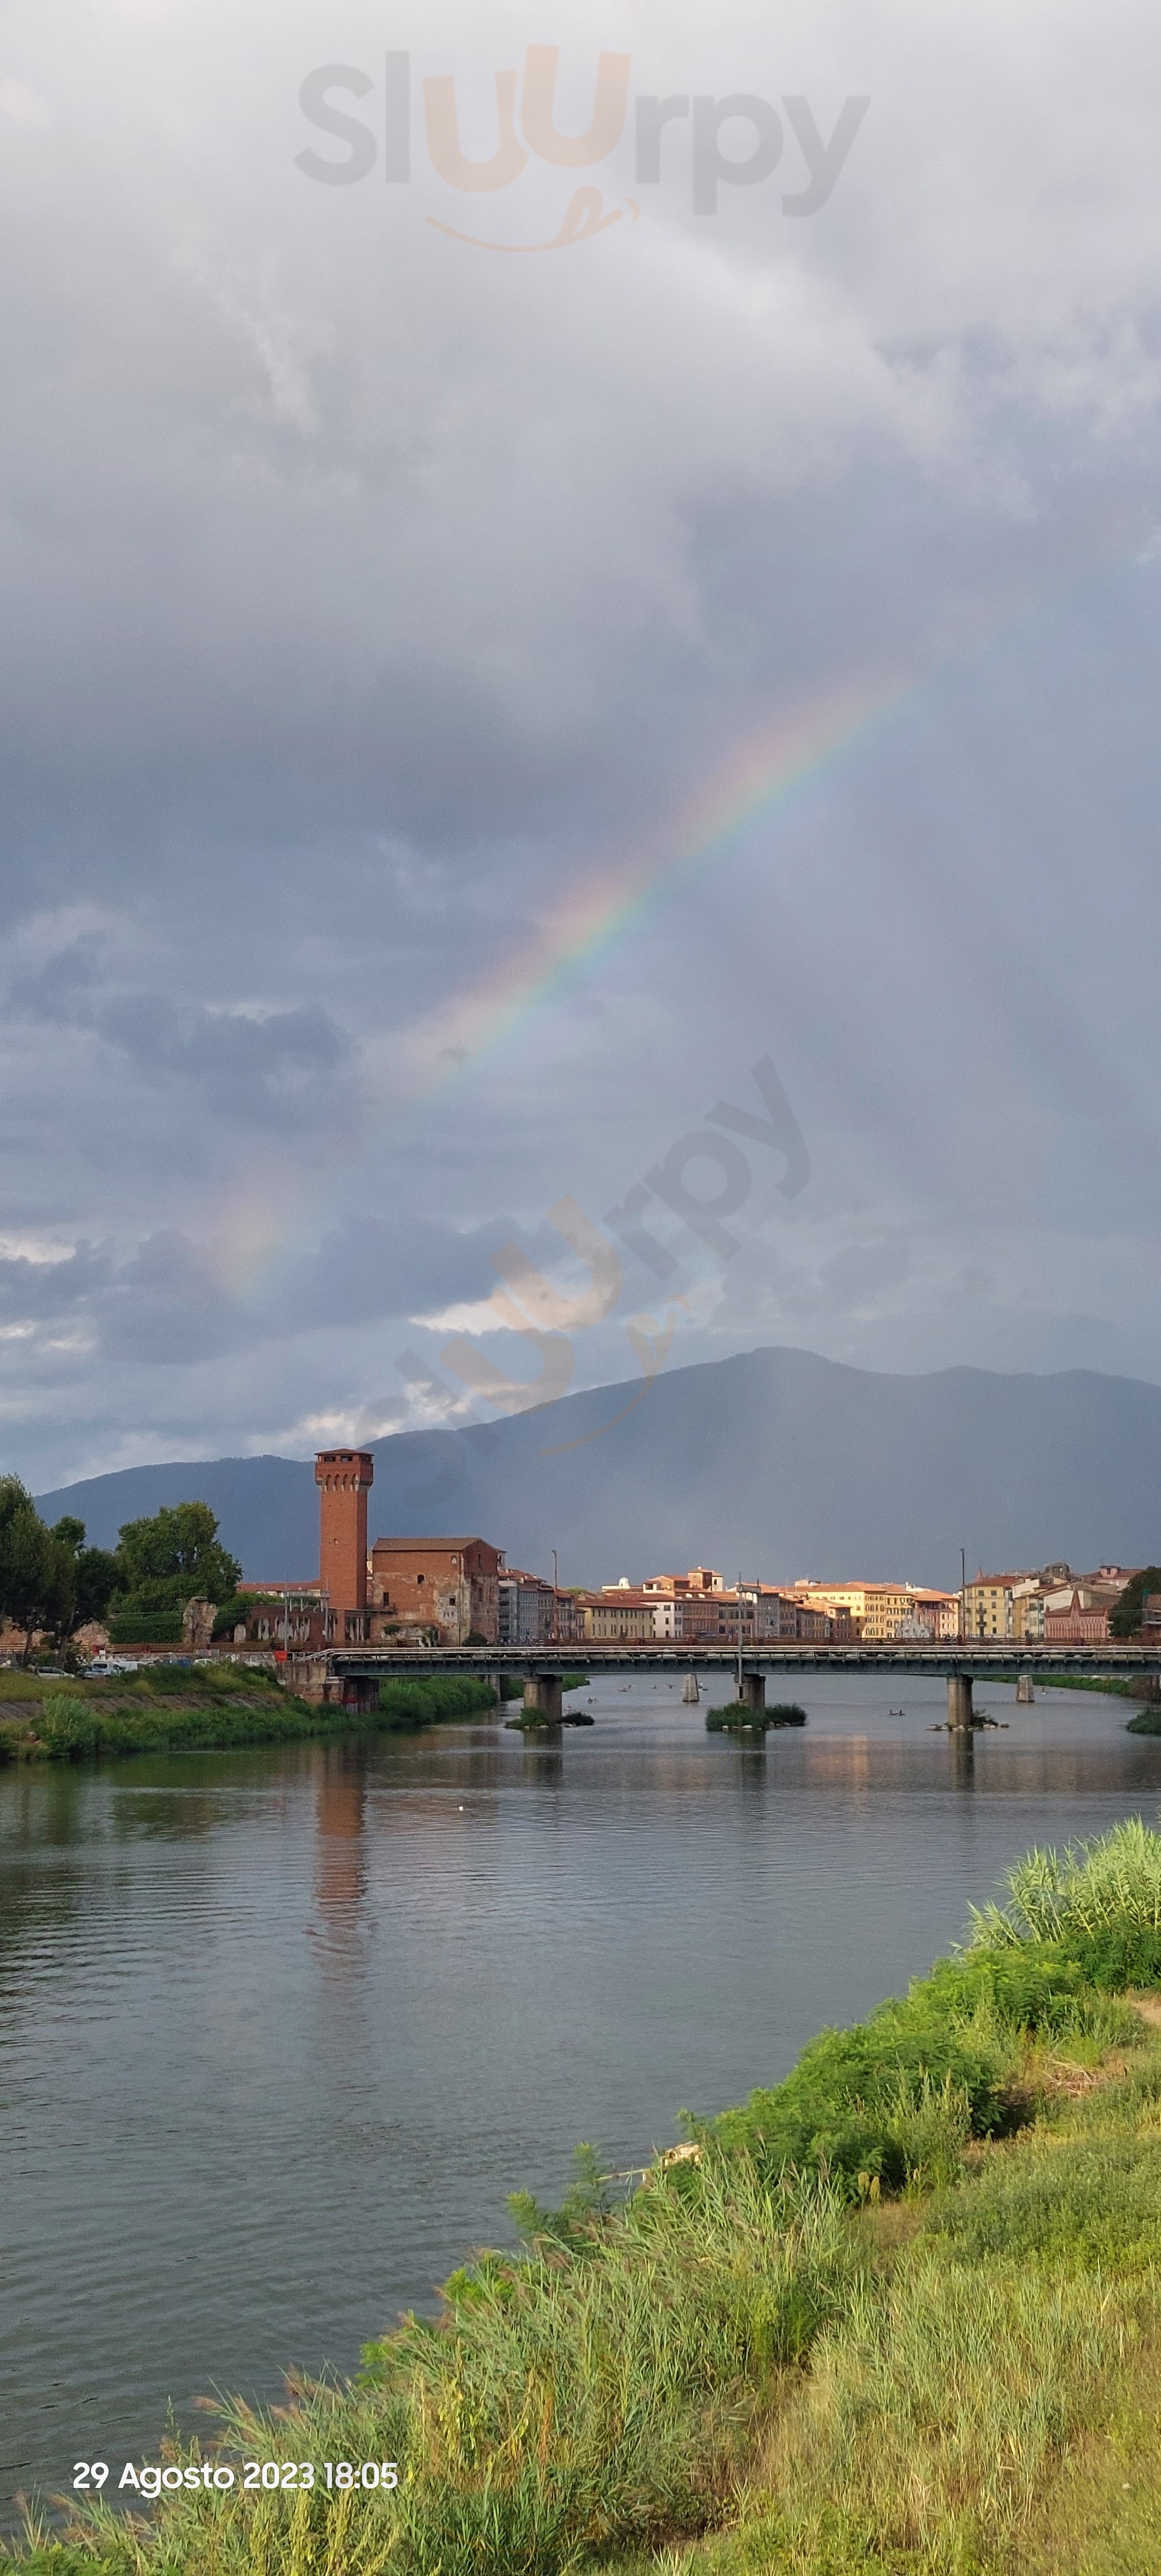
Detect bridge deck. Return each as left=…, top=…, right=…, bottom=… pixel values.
left=296, top=1641, right=1161, bottom=1682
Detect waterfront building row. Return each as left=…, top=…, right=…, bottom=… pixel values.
left=221, top=1455, right=1151, bottom=1656
left=961, top=1564, right=1137, bottom=1644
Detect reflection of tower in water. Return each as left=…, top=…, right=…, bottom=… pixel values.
left=313, top=1749, right=369, bottom=1971
left=948, top=1726, right=975, bottom=1789
left=521, top=1741, right=564, bottom=1788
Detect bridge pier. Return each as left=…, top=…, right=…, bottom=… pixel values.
left=524, top=1674, right=564, bottom=1724
left=947, top=1674, right=974, bottom=1730
left=739, top=1672, right=766, bottom=1715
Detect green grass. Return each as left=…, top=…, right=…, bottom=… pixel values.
left=711, top=1934, right=1137, bottom=2198
left=376, top=1676, right=499, bottom=1730
left=18, top=1822, right=1161, bottom=2576
left=928, top=2130, right=1161, bottom=2272
left=1036, top=1672, right=1157, bottom=1702
left=968, top=1816, right=1161, bottom=1987
left=0, top=1663, right=500, bottom=1762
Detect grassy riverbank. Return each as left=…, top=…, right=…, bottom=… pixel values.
left=14, top=1818, right=1161, bottom=2573
left=377, top=1676, right=501, bottom=1730
left=0, top=1665, right=500, bottom=1762
left=1033, top=1672, right=1157, bottom=1702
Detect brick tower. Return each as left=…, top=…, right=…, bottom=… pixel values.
left=315, top=1449, right=374, bottom=1628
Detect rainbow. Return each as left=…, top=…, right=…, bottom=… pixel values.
left=205, top=531, right=1159, bottom=1303
left=397, top=662, right=911, bottom=1099
left=204, top=662, right=911, bottom=1298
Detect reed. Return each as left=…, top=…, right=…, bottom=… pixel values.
left=969, top=1817, right=1161, bottom=1985
left=705, top=1704, right=806, bottom=1733
left=21, top=2162, right=855, bottom=2576
left=375, top=1676, right=498, bottom=1729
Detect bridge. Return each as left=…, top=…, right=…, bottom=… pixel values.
left=286, top=1640, right=1161, bottom=1730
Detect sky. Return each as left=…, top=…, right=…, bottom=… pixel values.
left=6, top=0, right=1161, bottom=1491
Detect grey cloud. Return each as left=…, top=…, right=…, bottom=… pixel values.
left=816, top=1241, right=913, bottom=1312
left=15, top=939, right=103, bottom=1024
left=7, top=2, right=1161, bottom=1485
left=0, top=1243, right=111, bottom=1324
left=0, top=1232, right=244, bottom=1370
left=0, top=1208, right=589, bottom=1388
left=272, top=1214, right=536, bottom=1334
left=9, top=975, right=354, bottom=1134
left=99, top=1231, right=243, bottom=1365
left=99, top=996, right=344, bottom=1081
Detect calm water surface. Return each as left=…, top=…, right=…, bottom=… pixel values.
left=3, top=1674, right=1160, bottom=2512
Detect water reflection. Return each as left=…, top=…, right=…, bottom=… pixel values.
left=801, top=1735, right=875, bottom=1792
left=311, top=1745, right=369, bottom=1984
left=949, top=1728, right=975, bottom=1788
left=315, top=1748, right=368, bottom=1906
left=521, top=1740, right=564, bottom=1784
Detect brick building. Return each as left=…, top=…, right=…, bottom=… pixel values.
left=642, top=1567, right=725, bottom=1598
left=1043, top=1588, right=1111, bottom=1644
left=679, top=1585, right=823, bottom=1643
left=368, top=1537, right=503, bottom=1645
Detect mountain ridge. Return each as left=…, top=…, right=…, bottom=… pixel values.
left=31, top=1345, right=1161, bottom=1590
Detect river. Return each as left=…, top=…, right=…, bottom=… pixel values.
left=2, top=1673, right=1159, bottom=2515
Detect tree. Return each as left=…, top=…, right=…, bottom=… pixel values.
left=0, top=1491, right=123, bottom=1661
left=1110, top=1569, right=1161, bottom=1639
left=74, top=1547, right=122, bottom=1629
left=50, top=1519, right=121, bottom=1637
left=0, top=1477, right=61, bottom=1663
left=113, top=1501, right=242, bottom=1617
left=38, top=1533, right=78, bottom=1654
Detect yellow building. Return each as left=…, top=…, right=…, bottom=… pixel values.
left=577, top=1591, right=657, bottom=1641
left=962, top=1573, right=1035, bottom=1641
left=793, top=1583, right=916, bottom=1640
left=1011, top=1580, right=1046, bottom=1642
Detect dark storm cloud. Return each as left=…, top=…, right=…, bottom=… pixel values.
left=270, top=1212, right=569, bottom=1334
left=0, top=1209, right=572, bottom=1384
